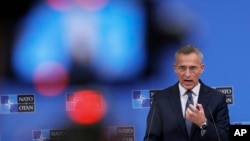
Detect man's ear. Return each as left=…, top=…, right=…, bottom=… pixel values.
left=200, top=64, right=205, bottom=73
left=174, top=64, right=178, bottom=73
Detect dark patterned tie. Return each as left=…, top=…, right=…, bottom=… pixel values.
left=185, top=90, right=193, bottom=136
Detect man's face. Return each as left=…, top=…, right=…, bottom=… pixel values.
left=174, top=53, right=204, bottom=90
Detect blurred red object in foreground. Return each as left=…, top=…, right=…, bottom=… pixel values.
left=67, top=90, right=107, bottom=125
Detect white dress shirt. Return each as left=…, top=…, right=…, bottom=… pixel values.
left=179, top=83, right=201, bottom=117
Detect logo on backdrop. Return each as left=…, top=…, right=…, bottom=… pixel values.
left=132, top=90, right=161, bottom=108
left=0, top=94, right=35, bottom=114
left=102, top=126, right=135, bottom=141
left=32, top=129, right=66, bottom=141
left=215, top=86, right=233, bottom=104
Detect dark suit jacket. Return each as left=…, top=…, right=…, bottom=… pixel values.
left=144, top=80, right=230, bottom=141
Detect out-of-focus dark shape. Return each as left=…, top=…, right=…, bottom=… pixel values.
left=0, top=0, right=34, bottom=80
left=10, top=0, right=146, bottom=86
left=62, top=123, right=105, bottom=141
left=143, top=0, right=189, bottom=77
left=1, top=0, right=193, bottom=85
left=0, top=0, right=33, bottom=21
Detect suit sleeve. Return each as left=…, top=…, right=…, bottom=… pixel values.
left=202, top=93, right=230, bottom=141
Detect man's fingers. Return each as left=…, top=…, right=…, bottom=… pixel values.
left=196, top=103, right=203, bottom=111
left=189, top=104, right=198, bottom=112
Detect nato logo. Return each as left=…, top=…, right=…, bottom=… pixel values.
left=132, top=90, right=151, bottom=108
left=102, top=126, right=134, bottom=141
left=0, top=94, right=35, bottom=114
left=132, top=90, right=161, bottom=108
left=33, top=129, right=66, bottom=141
left=215, top=86, right=233, bottom=104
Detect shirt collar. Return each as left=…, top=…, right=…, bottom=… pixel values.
left=179, top=82, right=200, bottom=96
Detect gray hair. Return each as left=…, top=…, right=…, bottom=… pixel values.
left=175, top=45, right=203, bottom=63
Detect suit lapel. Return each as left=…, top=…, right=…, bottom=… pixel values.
left=168, top=84, right=188, bottom=136
left=197, top=83, right=211, bottom=113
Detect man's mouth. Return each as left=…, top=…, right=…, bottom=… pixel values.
left=184, top=79, right=192, bottom=82
left=184, top=80, right=193, bottom=84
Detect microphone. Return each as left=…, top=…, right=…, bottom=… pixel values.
left=204, top=100, right=221, bottom=141
left=145, top=100, right=157, bottom=141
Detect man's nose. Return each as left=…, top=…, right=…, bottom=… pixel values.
left=184, top=69, right=191, bottom=76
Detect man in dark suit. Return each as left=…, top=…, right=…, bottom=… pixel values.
left=144, top=45, right=230, bottom=141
